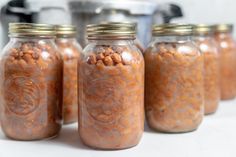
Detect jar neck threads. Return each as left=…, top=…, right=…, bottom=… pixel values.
left=152, top=24, right=194, bottom=36
left=86, top=22, right=136, bottom=40
left=55, top=25, right=77, bottom=38
left=9, top=23, right=55, bottom=38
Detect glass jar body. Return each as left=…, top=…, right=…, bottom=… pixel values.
left=55, top=37, right=82, bottom=124
left=194, top=35, right=220, bottom=115
left=214, top=32, right=236, bottom=100
left=0, top=37, right=62, bottom=140
left=144, top=35, right=204, bottom=133
left=79, top=39, right=144, bottom=149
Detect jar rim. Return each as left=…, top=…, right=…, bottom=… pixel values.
left=152, top=23, right=194, bottom=36
left=192, top=24, right=213, bottom=35
left=55, top=24, right=76, bottom=37
left=9, top=23, right=56, bottom=37
left=212, top=24, right=233, bottom=33
left=86, top=22, right=136, bottom=39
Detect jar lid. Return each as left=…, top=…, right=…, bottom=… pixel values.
left=9, top=23, right=55, bottom=37
left=213, top=24, right=233, bottom=33
left=86, top=22, right=136, bottom=39
left=193, top=24, right=213, bottom=35
left=152, top=23, right=194, bottom=36
left=55, top=25, right=76, bottom=37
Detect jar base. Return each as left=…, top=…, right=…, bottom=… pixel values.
left=81, top=140, right=139, bottom=150
left=4, top=133, right=59, bottom=141
left=221, top=96, right=235, bottom=100
left=204, top=110, right=217, bottom=115
left=147, top=124, right=199, bottom=134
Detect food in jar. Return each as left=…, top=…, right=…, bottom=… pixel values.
left=194, top=39, right=220, bottom=114
left=193, top=24, right=220, bottom=114
left=79, top=44, right=144, bottom=149
left=145, top=41, right=204, bottom=133
left=55, top=34, right=81, bottom=124
left=214, top=24, right=236, bottom=100
left=202, top=51, right=220, bottom=114
left=0, top=39, right=62, bottom=140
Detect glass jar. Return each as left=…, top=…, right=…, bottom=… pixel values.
left=79, top=22, right=144, bottom=149
left=0, top=23, right=62, bottom=140
left=145, top=24, right=204, bottom=133
left=55, top=25, right=82, bottom=124
left=213, top=24, right=236, bottom=100
left=193, top=24, right=220, bottom=115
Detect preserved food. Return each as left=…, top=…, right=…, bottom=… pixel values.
left=0, top=23, right=62, bottom=140
left=55, top=25, right=82, bottom=124
left=213, top=24, right=236, bottom=100
left=79, top=22, right=144, bottom=149
left=145, top=24, right=204, bottom=133
left=193, top=24, right=220, bottom=114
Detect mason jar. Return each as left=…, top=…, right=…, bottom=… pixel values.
left=55, top=25, right=82, bottom=124
left=79, top=22, right=144, bottom=149
left=0, top=23, right=62, bottom=140
left=145, top=24, right=204, bottom=133
left=193, top=24, right=220, bottom=115
left=213, top=24, right=236, bottom=100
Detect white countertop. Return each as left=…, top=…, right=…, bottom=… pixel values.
left=0, top=100, right=236, bottom=157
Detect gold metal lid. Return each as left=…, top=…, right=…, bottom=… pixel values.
left=55, top=25, right=76, bottom=37
left=193, top=24, right=213, bottom=35
left=213, top=24, right=233, bottom=33
left=99, top=21, right=137, bottom=27
left=86, top=22, right=136, bottom=39
left=152, top=23, right=194, bottom=36
left=9, top=23, right=55, bottom=37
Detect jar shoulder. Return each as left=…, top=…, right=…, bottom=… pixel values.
left=56, top=43, right=82, bottom=59
left=81, top=41, right=144, bottom=66
left=214, top=35, right=236, bottom=49
left=193, top=38, right=219, bottom=55
left=145, top=40, right=201, bottom=56
left=0, top=38, right=61, bottom=66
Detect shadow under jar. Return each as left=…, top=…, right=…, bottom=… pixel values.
left=144, top=24, right=204, bottom=133
left=213, top=24, right=236, bottom=100
left=0, top=23, right=62, bottom=140
left=193, top=24, right=220, bottom=115
left=79, top=22, right=144, bottom=150
left=55, top=25, right=82, bottom=124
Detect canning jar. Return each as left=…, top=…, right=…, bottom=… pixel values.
left=55, top=25, right=82, bottom=124
left=145, top=24, right=204, bottom=133
left=213, top=24, right=236, bottom=100
left=193, top=24, right=220, bottom=115
left=0, top=23, right=62, bottom=140
left=79, top=22, right=144, bottom=149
